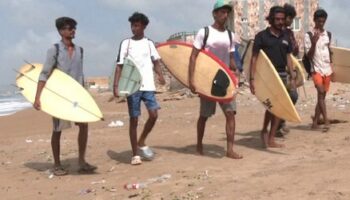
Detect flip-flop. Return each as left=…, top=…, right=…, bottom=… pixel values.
left=78, top=163, right=97, bottom=173
left=52, top=166, right=68, bottom=176
left=131, top=156, right=142, bottom=165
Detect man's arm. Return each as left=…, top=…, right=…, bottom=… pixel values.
left=113, top=64, right=122, bottom=97
left=188, top=47, right=200, bottom=93
left=249, top=52, right=258, bottom=95
left=153, top=60, right=165, bottom=85
left=287, top=53, right=296, bottom=90
left=306, top=31, right=319, bottom=59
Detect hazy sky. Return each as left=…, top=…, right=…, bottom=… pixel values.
left=0, top=0, right=348, bottom=85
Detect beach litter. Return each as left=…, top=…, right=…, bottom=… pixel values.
left=124, top=174, right=172, bottom=190
left=108, top=120, right=124, bottom=127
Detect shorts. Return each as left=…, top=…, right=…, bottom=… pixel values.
left=127, top=91, right=160, bottom=118
left=52, top=117, right=71, bottom=132
left=312, top=72, right=331, bottom=92
left=200, top=97, right=236, bottom=118
left=280, top=75, right=298, bottom=104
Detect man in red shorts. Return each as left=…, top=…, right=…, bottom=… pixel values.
left=304, top=9, right=333, bottom=132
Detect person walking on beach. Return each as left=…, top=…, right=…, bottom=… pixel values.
left=34, top=17, right=97, bottom=176
left=188, top=0, right=242, bottom=159
left=114, top=12, right=165, bottom=165
left=249, top=6, right=296, bottom=148
left=276, top=3, right=299, bottom=137
left=304, top=9, right=333, bottom=132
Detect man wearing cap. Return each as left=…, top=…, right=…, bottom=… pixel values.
left=188, top=0, right=242, bottom=159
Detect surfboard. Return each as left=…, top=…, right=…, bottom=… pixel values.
left=330, top=46, right=350, bottom=83
left=242, top=40, right=305, bottom=88
left=15, top=63, right=103, bottom=122
left=157, top=41, right=237, bottom=102
left=111, top=57, right=142, bottom=97
left=247, top=50, right=301, bottom=122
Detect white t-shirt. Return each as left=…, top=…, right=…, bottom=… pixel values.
left=304, top=30, right=332, bottom=76
left=116, top=38, right=160, bottom=91
left=193, top=26, right=235, bottom=66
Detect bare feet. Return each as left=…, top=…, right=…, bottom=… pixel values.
left=226, top=151, right=243, bottom=159
left=260, top=131, right=268, bottom=148
left=268, top=141, right=285, bottom=148
left=196, top=144, right=204, bottom=155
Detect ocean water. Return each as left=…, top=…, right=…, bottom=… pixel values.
left=0, top=85, right=32, bottom=117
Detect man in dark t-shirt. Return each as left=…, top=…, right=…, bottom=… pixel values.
left=249, top=6, right=297, bottom=148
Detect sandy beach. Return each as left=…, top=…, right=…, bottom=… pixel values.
left=1, top=80, right=350, bottom=200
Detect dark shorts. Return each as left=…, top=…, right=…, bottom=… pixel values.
left=199, top=96, right=237, bottom=118
left=127, top=91, right=160, bottom=117
left=280, top=75, right=298, bottom=104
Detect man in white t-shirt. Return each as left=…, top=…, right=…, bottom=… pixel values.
left=304, top=9, right=332, bottom=132
left=188, top=0, right=242, bottom=159
left=114, top=12, right=165, bottom=165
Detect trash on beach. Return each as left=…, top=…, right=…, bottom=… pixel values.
left=91, top=179, right=106, bottom=185
left=108, top=120, right=124, bottom=127
left=124, top=174, right=172, bottom=190
left=78, top=188, right=95, bottom=195
left=25, top=139, right=33, bottom=143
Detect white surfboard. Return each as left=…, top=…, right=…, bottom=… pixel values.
left=16, top=63, right=103, bottom=122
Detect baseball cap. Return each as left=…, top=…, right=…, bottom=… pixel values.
left=213, top=0, right=232, bottom=12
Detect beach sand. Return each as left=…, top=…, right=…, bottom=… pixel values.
left=1, top=80, right=350, bottom=200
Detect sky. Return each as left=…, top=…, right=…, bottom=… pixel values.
left=0, top=0, right=349, bottom=86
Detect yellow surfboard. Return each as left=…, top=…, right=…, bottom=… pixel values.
left=245, top=50, right=301, bottom=122
left=16, top=63, right=103, bottom=122
left=331, top=46, right=350, bottom=83
left=242, top=40, right=305, bottom=88
left=157, top=41, right=237, bottom=102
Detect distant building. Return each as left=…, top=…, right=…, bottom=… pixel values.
left=85, top=76, right=109, bottom=90
left=227, top=0, right=319, bottom=56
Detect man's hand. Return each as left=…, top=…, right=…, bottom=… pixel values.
left=33, top=98, right=41, bottom=110
left=189, top=79, right=196, bottom=94
left=158, top=76, right=166, bottom=85
left=249, top=79, right=255, bottom=95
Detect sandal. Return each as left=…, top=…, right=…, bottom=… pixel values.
left=78, top=163, right=97, bottom=173
left=131, top=156, right=142, bottom=165
left=52, top=166, right=68, bottom=176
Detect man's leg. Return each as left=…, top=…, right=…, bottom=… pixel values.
left=138, top=109, right=158, bottom=147
left=51, top=131, right=62, bottom=167
left=77, top=123, right=88, bottom=165
left=261, top=110, right=271, bottom=148
left=223, top=111, right=242, bottom=159
left=268, top=115, right=284, bottom=148
left=197, top=115, right=208, bottom=155
left=129, top=117, right=139, bottom=156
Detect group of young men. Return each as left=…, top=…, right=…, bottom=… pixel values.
left=34, top=0, right=333, bottom=176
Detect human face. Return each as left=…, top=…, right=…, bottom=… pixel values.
left=213, top=7, right=231, bottom=26
left=285, top=16, right=294, bottom=27
left=314, top=17, right=327, bottom=30
left=59, top=25, right=76, bottom=39
left=131, top=21, right=146, bottom=37
left=272, top=12, right=286, bottom=31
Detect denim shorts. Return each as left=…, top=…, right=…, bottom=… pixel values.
left=127, top=91, right=160, bottom=117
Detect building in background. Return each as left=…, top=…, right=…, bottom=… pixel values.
left=227, top=0, right=319, bottom=57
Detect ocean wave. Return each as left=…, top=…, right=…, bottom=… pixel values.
left=0, top=100, right=32, bottom=117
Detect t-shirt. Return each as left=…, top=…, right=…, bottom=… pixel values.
left=193, top=26, right=235, bottom=66
left=116, top=38, right=160, bottom=91
left=253, top=28, right=292, bottom=73
left=304, top=29, right=332, bottom=76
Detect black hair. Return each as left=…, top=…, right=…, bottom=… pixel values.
left=266, top=6, right=285, bottom=25
left=128, top=12, right=149, bottom=26
left=284, top=3, right=296, bottom=18
left=314, top=9, right=328, bottom=21
left=55, top=17, right=77, bottom=30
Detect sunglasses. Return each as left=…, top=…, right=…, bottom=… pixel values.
left=62, top=26, right=76, bottom=31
